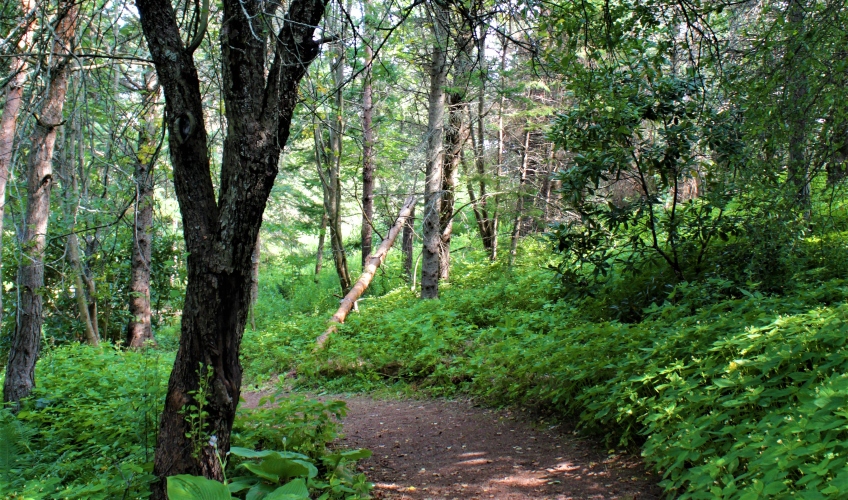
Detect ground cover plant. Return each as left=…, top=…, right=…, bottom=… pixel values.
left=241, top=224, right=848, bottom=498
left=0, top=344, right=371, bottom=499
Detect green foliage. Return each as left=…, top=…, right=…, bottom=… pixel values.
left=168, top=475, right=233, bottom=500
left=232, top=394, right=347, bottom=459
left=252, top=232, right=848, bottom=498
left=1, top=344, right=170, bottom=498
left=168, top=443, right=371, bottom=500
left=181, top=363, right=215, bottom=459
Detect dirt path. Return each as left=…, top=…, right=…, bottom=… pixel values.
left=243, top=393, right=662, bottom=499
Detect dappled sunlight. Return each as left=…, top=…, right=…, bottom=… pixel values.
left=340, top=397, right=660, bottom=499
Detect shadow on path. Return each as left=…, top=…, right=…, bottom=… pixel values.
left=336, top=397, right=663, bottom=500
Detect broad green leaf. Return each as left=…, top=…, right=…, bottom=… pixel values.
left=259, top=455, right=310, bottom=480
left=241, top=462, right=280, bottom=483
left=227, top=476, right=260, bottom=493
left=230, top=447, right=308, bottom=460
left=246, top=481, right=276, bottom=500
left=166, top=475, right=231, bottom=500
left=265, top=478, right=309, bottom=499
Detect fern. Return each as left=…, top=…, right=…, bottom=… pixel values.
left=0, top=411, right=34, bottom=491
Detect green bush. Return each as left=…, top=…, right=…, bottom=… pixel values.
left=267, top=237, right=848, bottom=498
left=4, top=344, right=171, bottom=499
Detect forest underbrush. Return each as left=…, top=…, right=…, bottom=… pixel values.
left=243, top=234, right=848, bottom=499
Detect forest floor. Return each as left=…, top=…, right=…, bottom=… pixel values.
left=243, top=393, right=662, bottom=499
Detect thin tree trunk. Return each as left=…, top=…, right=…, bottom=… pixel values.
left=249, top=232, right=260, bottom=331
left=440, top=94, right=467, bottom=281
left=315, top=210, right=327, bottom=280
left=509, top=129, right=531, bottom=267
left=328, top=23, right=352, bottom=293
left=467, top=117, right=493, bottom=253
left=128, top=70, right=159, bottom=347
left=439, top=33, right=472, bottom=282
left=542, top=143, right=554, bottom=223
left=4, top=0, right=79, bottom=405
left=421, top=2, right=448, bottom=299
left=787, top=0, right=810, bottom=212
left=360, top=34, right=375, bottom=267
left=402, top=205, right=415, bottom=282
left=60, top=107, right=99, bottom=346
left=317, top=196, right=416, bottom=348
left=68, top=234, right=99, bottom=345
left=491, top=30, right=509, bottom=259
left=135, top=0, right=327, bottom=492
left=0, top=0, right=37, bottom=328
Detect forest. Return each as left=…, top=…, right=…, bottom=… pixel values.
left=1, top=0, right=848, bottom=497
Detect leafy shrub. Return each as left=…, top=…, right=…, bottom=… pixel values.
left=232, top=394, right=347, bottom=459
left=4, top=344, right=171, bottom=498
left=268, top=239, right=848, bottom=498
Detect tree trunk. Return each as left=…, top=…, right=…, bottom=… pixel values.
left=786, top=0, right=810, bottom=212
left=4, top=0, right=78, bottom=406
left=59, top=111, right=99, bottom=346
left=361, top=34, right=375, bottom=267
left=135, top=0, right=327, bottom=494
left=509, top=129, right=531, bottom=267
left=317, top=196, right=416, bottom=348
left=439, top=33, right=472, bottom=282
left=68, top=234, right=99, bottom=345
left=0, top=0, right=36, bottom=327
left=249, top=232, right=260, bottom=331
left=128, top=70, right=159, bottom=348
left=421, top=2, right=448, bottom=299
left=327, top=24, right=352, bottom=293
left=402, top=205, right=415, bottom=282
left=315, top=210, right=328, bottom=280
left=440, top=94, right=466, bottom=281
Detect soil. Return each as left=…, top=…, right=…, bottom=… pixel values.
left=242, top=393, right=663, bottom=500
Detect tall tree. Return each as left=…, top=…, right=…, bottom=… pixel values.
left=134, top=0, right=328, bottom=494
left=4, top=0, right=80, bottom=405
left=0, top=0, right=37, bottom=327
left=60, top=90, right=100, bottom=346
left=127, top=70, right=159, bottom=347
left=785, top=0, right=810, bottom=213
left=421, top=0, right=449, bottom=299
left=439, top=30, right=472, bottom=281
left=360, top=7, right=376, bottom=266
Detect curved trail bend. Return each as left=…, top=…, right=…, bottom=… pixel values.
left=243, top=394, right=662, bottom=500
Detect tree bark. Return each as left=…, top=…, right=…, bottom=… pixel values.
left=509, top=129, right=531, bottom=267
left=0, top=0, right=36, bottom=327
left=325, top=22, right=352, bottom=293
left=786, top=0, right=810, bottom=212
left=128, top=70, right=159, bottom=348
left=59, top=111, right=99, bottom=346
left=315, top=210, right=328, bottom=280
left=135, top=0, right=327, bottom=494
left=4, top=0, right=79, bottom=405
left=361, top=33, right=375, bottom=267
left=68, top=233, right=99, bottom=345
left=249, top=232, right=260, bottom=331
left=402, top=205, right=415, bottom=282
left=317, top=196, right=416, bottom=348
left=421, top=2, right=448, bottom=299
left=439, top=33, right=472, bottom=282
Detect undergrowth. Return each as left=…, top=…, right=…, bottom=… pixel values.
left=0, top=343, right=368, bottom=499
left=247, top=236, right=848, bottom=498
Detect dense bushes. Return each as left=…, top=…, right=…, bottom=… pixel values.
left=1, top=345, right=170, bottom=498
left=257, top=237, right=848, bottom=498
left=0, top=343, right=369, bottom=499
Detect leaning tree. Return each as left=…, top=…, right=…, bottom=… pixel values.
left=134, top=0, right=328, bottom=495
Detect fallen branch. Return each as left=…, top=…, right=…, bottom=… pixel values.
left=316, top=195, right=417, bottom=348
